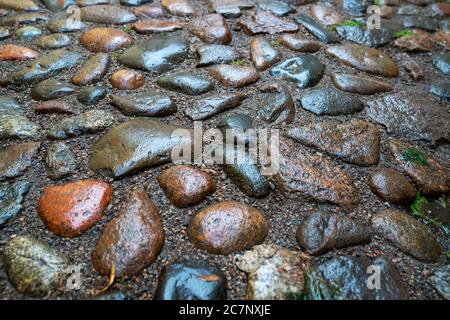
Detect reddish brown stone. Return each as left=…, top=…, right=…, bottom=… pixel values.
left=331, top=73, right=393, bottom=95
left=394, top=30, right=434, bottom=52
left=133, top=19, right=184, bottom=33
left=432, top=31, right=450, bottom=50
left=399, top=53, right=424, bottom=80
left=38, top=180, right=113, bottom=238
left=35, top=100, right=74, bottom=114
left=327, top=44, right=399, bottom=77
left=369, top=168, right=416, bottom=203
left=157, top=165, right=216, bottom=208
left=209, top=64, right=259, bottom=88
left=237, top=10, right=298, bottom=35
left=80, top=27, right=133, bottom=53
left=310, top=4, right=344, bottom=26
left=278, top=33, right=322, bottom=52
left=389, top=139, right=450, bottom=196
left=250, top=37, right=280, bottom=71
left=0, top=44, right=38, bottom=61
left=273, top=138, right=360, bottom=206
left=110, top=69, right=145, bottom=90
left=161, top=0, right=194, bottom=16
left=92, top=188, right=164, bottom=277
left=188, top=14, right=232, bottom=44
left=133, top=5, right=164, bottom=18
left=188, top=201, right=268, bottom=255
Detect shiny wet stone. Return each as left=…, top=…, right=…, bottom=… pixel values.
left=111, top=91, right=176, bottom=117
left=157, top=72, right=213, bottom=95
left=154, top=261, right=227, bottom=300
left=2, top=236, right=70, bottom=297
left=0, top=180, right=31, bottom=228
left=77, top=87, right=108, bottom=106
left=31, top=79, right=76, bottom=101
left=270, top=55, right=325, bottom=89
left=118, top=34, right=190, bottom=73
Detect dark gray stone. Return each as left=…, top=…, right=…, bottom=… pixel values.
left=157, top=72, right=213, bottom=95
left=294, top=14, right=339, bottom=43
left=47, top=110, right=115, bottom=140
left=315, top=256, right=408, bottom=300
left=196, top=44, right=240, bottom=67
left=0, top=49, right=82, bottom=85
left=31, top=79, right=76, bottom=101
left=0, top=180, right=30, bottom=228
left=270, top=55, right=325, bottom=88
left=299, top=87, right=363, bottom=116
left=111, top=91, right=176, bottom=117
left=185, top=93, right=246, bottom=120
left=154, top=261, right=227, bottom=300
left=45, top=142, right=76, bottom=180
left=77, top=87, right=108, bottom=106
left=119, top=35, right=190, bottom=73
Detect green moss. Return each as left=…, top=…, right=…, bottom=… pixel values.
left=270, top=39, right=280, bottom=48
left=110, top=50, right=122, bottom=60
left=374, top=0, right=382, bottom=6
left=401, top=147, right=428, bottom=166
left=121, top=25, right=132, bottom=33
left=395, top=29, right=413, bottom=38
left=301, top=269, right=338, bottom=300
left=411, top=192, right=428, bottom=218
left=328, top=20, right=365, bottom=32
left=231, top=59, right=244, bottom=66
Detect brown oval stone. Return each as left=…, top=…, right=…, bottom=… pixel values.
left=161, top=0, right=194, bottom=16
left=188, top=201, right=268, bottom=255
left=310, top=4, right=344, bottom=26
left=0, top=44, right=38, bottom=61
left=157, top=165, right=216, bottom=208
left=188, top=14, right=232, bottom=44
left=327, top=44, right=399, bottom=77
left=250, top=37, right=280, bottom=71
left=278, top=33, right=322, bottom=52
left=370, top=168, right=416, bottom=204
left=92, top=188, right=165, bottom=277
left=209, top=64, right=259, bottom=88
left=72, top=53, right=110, bottom=86
left=331, top=73, right=392, bottom=95
left=371, top=209, right=442, bottom=262
left=110, top=69, right=145, bottom=90
left=133, top=5, right=164, bottom=18
left=38, top=180, right=113, bottom=238
left=133, top=19, right=184, bottom=33
left=80, top=27, right=133, bottom=53
left=296, top=211, right=370, bottom=255
left=35, top=100, right=74, bottom=114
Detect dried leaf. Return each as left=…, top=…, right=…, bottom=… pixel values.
left=96, top=263, right=115, bottom=295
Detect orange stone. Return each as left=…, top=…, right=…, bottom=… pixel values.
left=0, top=44, right=38, bottom=61
left=110, top=69, right=145, bottom=90
left=80, top=27, right=133, bottom=53
left=38, top=180, right=113, bottom=238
